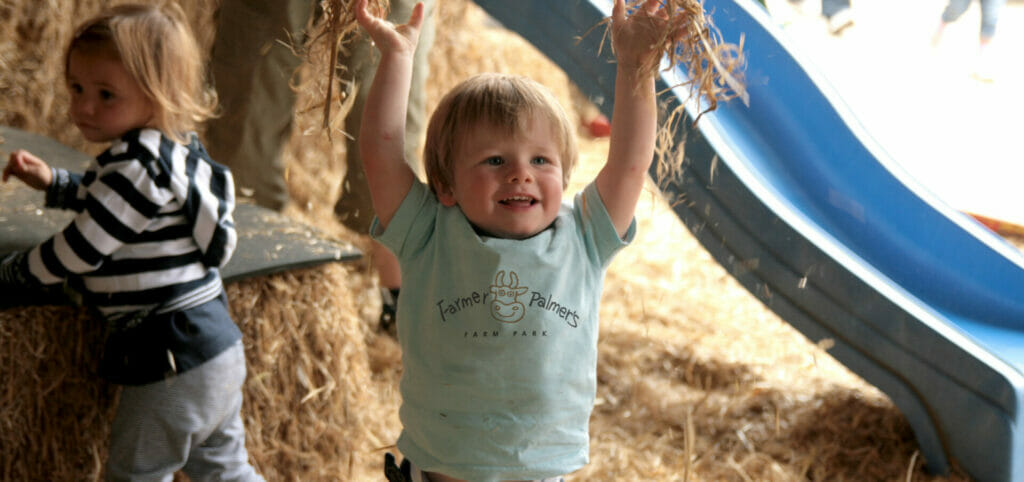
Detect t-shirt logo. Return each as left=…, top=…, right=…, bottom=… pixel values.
left=489, top=270, right=528, bottom=323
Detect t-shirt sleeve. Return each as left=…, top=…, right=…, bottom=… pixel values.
left=370, top=181, right=435, bottom=259
left=576, top=182, right=636, bottom=268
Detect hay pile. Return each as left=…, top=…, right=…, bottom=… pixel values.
left=0, top=264, right=392, bottom=481
left=225, top=264, right=395, bottom=480
left=0, top=305, right=116, bottom=480
left=0, top=0, right=999, bottom=480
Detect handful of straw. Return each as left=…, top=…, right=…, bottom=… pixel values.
left=598, top=0, right=748, bottom=191
left=305, top=0, right=390, bottom=136
left=598, top=0, right=748, bottom=124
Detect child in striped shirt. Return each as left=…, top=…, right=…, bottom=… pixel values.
left=1, top=4, right=262, bottom=480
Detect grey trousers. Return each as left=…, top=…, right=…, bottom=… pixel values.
left=106, top=342, right=262, bottom=482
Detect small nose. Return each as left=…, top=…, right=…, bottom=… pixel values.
left=506, top=161, right=533, bottom=184
left=73, top=98, right=94, bottom=118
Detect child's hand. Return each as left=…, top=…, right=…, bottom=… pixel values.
left=612, top=0, right=683, bottom=72
left=3, top=150, right=52, bottom=191
left=356, top=0, right=425, bottom=57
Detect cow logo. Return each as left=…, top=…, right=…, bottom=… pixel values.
left=489, top=270, right=528, bottom=323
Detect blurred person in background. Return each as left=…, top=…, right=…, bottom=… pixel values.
left=788, top=0, right=854, bottom=35
left=206, top=0, right=436, bottom=336
left=931, top=0, right=1005, bottom=80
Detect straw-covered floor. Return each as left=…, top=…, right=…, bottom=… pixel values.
left=3, top=0, right=1018, bottom=480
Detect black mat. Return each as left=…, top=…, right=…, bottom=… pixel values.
left=0, top=126, right=361, bottom=307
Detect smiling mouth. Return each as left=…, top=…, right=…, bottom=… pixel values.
left=499, top=195, right=537, bottom=206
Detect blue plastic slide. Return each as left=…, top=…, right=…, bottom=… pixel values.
left=472, top=0, right=1024, bottom=480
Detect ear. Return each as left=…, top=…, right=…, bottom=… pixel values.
left=437, top=185, right=458, bottom=207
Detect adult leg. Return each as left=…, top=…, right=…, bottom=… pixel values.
left=939, top=0, right=973, bottom=25
left=820, top=0, right=850, bottom=18
left=334, top=0, right=436, bottom=229
left=205, top=0, right=314, bottom=210
left=821, top=0, right=853, bottom=34
left=978, top=0, right=1006, bottom=42
left=334, top=0, right=437, bottom=334
left=974, top=0, right=1005, bottom=80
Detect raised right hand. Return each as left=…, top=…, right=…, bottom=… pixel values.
left=355, top=0, right=425, bottom=57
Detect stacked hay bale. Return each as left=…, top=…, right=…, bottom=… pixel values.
left=0, top=263, right=395, bottom=480
left=0, top=306, right=116, bottom=480
left=226, top=264, right=399, bottom=480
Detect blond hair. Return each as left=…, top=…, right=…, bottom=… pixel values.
left=423, top=73, right=578, bottom=197
left=65, top=2, right=216, bottom=144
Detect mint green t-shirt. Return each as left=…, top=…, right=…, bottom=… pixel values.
left=373, top=181, right=635, bottom=481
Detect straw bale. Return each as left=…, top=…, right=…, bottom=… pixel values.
left=225, top=262, right=401, bottom=480
left=0, top=262, right=402, bottom=481
left=0, top=305, right=116, bottom=481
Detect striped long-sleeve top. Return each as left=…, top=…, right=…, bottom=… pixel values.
left=24, top=128, right=236, bottom=315
left=0, top=128, right=243, bottom=384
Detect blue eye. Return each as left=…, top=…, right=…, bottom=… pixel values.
left=485, top=156, right=503, bottom=166
left=531, top=157, right=548, bottom=165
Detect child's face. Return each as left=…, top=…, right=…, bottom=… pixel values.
left=66, top=49, right=154, bottom=143
left=439, top=111, right=565, bottom=239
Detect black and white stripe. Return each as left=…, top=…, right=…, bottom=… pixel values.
left=25, top=128, right=237, bottom=316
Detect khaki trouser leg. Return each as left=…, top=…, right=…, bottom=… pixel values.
left=334, top=0, right=436, bottom=234
left=205, top=0, right=313, bottom=210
